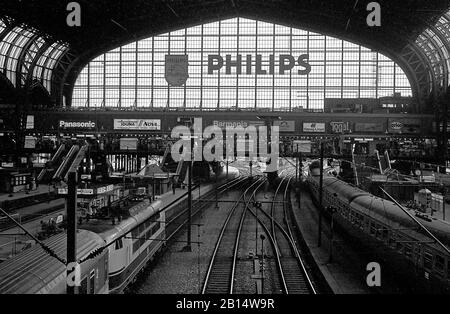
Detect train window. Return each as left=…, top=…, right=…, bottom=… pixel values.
left=404, top=244, right=412, bottom=258
left=434, top=255, right=445, bottom=274
left=146, top=229, right=152, bottom=240
left=388, top=235, right=395, bottom=248
left=151, top=221, right=161, bottom=234
left=370, top=224, right=377, bottom=236
left=140, top=230, right=146, bottom=246
left=448, top=260, right=450, bottom=279
left=79, top=277, right=88, bottom=294
left=133, top=240, right=140, bottom=254
left=152, top=213, right=161, bottom=222
left=139, top=224, right=145, bottom=235
left=115, top=238, right=123, bottom=250
left=131, top=228, right=139, bottom=239
left=89, top=270, right=96, bottom=294
left=396, top=241, right=403, bottom=253
left=375, top=226, right=384, bottom=240
left=358, top=215, right=365, bottom=229
left=382, top=228, right=389, bottom=240
left=423, top=252, right=433, bottom=270
left=349, top=212, right=356, bottom=224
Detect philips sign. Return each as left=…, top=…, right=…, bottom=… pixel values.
left=59, top=120, right=96, bottom=129
left=207, top=54, right=311, bottom=75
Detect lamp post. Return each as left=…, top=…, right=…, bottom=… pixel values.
left=254, top=201, right=261, bottom=257
left=328, top=201, right=337, bottom=263
left=260, top=234, right=266, bottom=293
left=67, top=171, right=78, bottom=294
left=318, top=141, right=324, bottom=247
left=215, top=159, right=219, bottom=209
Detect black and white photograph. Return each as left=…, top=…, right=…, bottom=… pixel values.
left=0, top=0, right=449, bottom=305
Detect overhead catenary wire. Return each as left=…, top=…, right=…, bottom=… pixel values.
left=0, top=207, right=66, bottom=265
left=379, top=187, right=450, bottom=255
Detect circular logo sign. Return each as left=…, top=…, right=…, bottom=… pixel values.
left=390, top=122, right=403, bottom=130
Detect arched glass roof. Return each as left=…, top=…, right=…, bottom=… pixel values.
left=0, top=17, right=68, bottom=93
left=415, top=9, right=450, bottom=89
left=72, top=17, right=412, bottom=110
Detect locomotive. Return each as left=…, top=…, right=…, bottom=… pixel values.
left=0, top=169, right=239, bottom=294
left=306, top=163, right=450, bottom=293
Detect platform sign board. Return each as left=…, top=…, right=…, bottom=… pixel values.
left=114, top=119, right=161, bottom=130
left=24, top=136, right=36, bottom=149
left=58, top=188, right=94, bottom=195
left=26, top=115, right=34, bottom=129
left=303, top=122, right=325, bottom=133
left=96, top=184, right=114, bottom=194
left=293, top=140, right=311, bottom=153
left=120, top=138, right=138, bottom=150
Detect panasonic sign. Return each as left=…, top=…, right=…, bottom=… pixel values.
left=59, top=120, right=96, bottom=129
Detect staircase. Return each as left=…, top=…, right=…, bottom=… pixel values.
left=52, top=145, right=80, bottom=181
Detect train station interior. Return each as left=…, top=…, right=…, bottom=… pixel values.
left=0, top=0, right=449, bottom=296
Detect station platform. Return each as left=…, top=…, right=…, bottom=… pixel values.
left=290, top=188, right=406, bottom=294
left=0, top=167, right=240, bottom=263
left=290, top=189, right=372, bottom=294
left=0, top=185, right=55, bottom=203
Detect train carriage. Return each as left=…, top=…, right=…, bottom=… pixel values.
left=0, top=229, right=108, bottom=294
left=307, top=168, right=450, bottom=293
left=80, top=199, right=165, bottom=294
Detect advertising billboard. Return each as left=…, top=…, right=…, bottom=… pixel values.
left=388, top=118, right=421, bottom=133
left=303, top=122, right=325, bottom=133
left=114, top=119, right=161, bottom=130
left=274, top=120, right=295, bottom=132
left=59, top=120, right=96, bottom=129
left=330, top=121, right=352, bottom=134
left=354, top=123, right=384, bottom=133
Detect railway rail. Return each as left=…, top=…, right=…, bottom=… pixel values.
left=202, top=177, right=265, bottom=294
left=247, top=173, right=316, bottom=294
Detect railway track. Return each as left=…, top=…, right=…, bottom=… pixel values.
left=165, top=175, right=249, bottom=241
left=202, top=177, right=265, bottom=294
left=248, top=174, right=316, bottom=294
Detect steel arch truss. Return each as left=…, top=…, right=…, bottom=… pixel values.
left=0, top=16, right=69, bottom=104
left=401, top=10, right=450, bottom=111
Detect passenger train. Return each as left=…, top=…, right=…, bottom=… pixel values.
left=307, top=162, right=450, bottom=293
left=0, top=169, right=238, bottom=294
